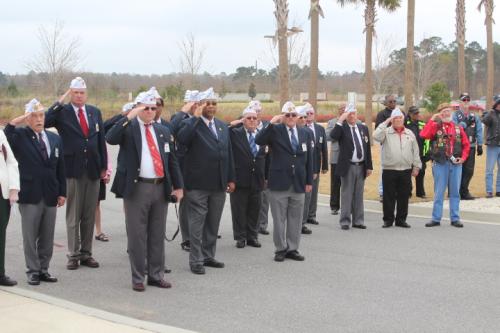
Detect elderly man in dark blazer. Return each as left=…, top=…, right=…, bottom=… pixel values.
left=45, top=77, right=107, bottom=270
left=106, top=91, right=183, bottom=291
left=255, top=101, right=313, bottom=262
left=5, top=99, right=66, bottom=285
left=330, top=104, right=373, bottom=230
left=176, top=87, right=235, bottom=275
left=229, top=107, right=267, bottom=249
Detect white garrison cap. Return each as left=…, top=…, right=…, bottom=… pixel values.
left=25, top=98, right=45, bottom=114
left=134, top=91, right=156, bottom=106
left=148, top=87, right=162, bottom=99
left=122, top=102, right=135, bottom=113
left=391, top=108, right=404, bottom=118
left=198, top=87, right=216, bottom=101
left=296, top=105, right=307, bottom=117
left=184, top=90, right=199, bottom=103
left=70, top=77, right=86, bottom=89
left=281, top=101, right=296, bottom=114
left=248, top=100, right=262, bottom=112
left=302, top=102, right=314, bottom=114
left=242, top=106, right=257, bottom=117
left=346, top=103, right=357, bottom=113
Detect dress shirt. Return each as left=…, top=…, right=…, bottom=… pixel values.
left=137, top=118, right=161, bottom=178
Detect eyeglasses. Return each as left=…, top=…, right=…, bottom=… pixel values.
left=298, top=116, right=306, bottom=119
left=144, top=107, right=157, bottom=111
left=245, top=116, right=258, bottom=120
left=306, top=112, right=315, bottom=115
left=387, top=100, right=396, bottom=103
left=206, top=101, right=217, bottom=106
left=462, top=98, right=471, bottom=102
left=284, top=113, right=297, bottom=118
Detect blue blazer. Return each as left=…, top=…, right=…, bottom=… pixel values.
left=230, top=126, right=267, bottom=191
left=310, top=123, right=329, bottom=174
left=176, top=116, right=236, bottom=191
left=4, top=125, right=66, bottom=206
left=45, top=102, right=107, bottom=180
left=105, top=117, right=183, bottom=199
left=255, top=123, right=313, bottom=193
left=169, top=111, right=191, bottom=168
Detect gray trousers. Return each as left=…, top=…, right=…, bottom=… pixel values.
left=302, top=176, right=320, bottom=225
left=124, top=182, right=168, bottom=284
left=258, top=188, right=270, bottom=231
left=178, top=197, right=190, bottom=243
left=269, top=187, right=305, bottom=253
left=186, top=190, right=226, bottom=266
left=339, top=164, right=365, bottom=226
left=19, top=201, right=57, bottom=275
left=66, top=173, right=100, bottom=260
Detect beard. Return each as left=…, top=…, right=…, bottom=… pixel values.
left=442, top=116, right=452, bottom=123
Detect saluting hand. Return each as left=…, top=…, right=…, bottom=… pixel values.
left=9, top=113, right=30, bottom=126
left=193, top=105, right=204, bottom=118
left=337, top=111, right=349, bottom=123
left=270, top=114, right=282, bottom=124
left=181, top=102, right=195, bottom=113
left=126, top=105, right=144, bottom=120
left=58, top=89, right=71, bottom=104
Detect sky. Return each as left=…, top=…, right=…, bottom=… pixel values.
left=0, top=0, right=498, bottom=75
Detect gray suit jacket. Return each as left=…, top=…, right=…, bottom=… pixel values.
left=326, top=118, right=340, bottom=164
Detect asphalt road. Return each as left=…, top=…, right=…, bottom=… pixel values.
left=4, top=146, right=500, bottom=333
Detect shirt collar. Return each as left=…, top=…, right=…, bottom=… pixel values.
left=72, top=104, right=85, bottom=112
left=201, top=115, right=213, bottom=126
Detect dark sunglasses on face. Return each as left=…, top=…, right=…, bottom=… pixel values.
left=298, top=116, right=306, bottom=119
left=205, top=101, right=217, bottom=106
left=144, top=107, right=157, bottom=111
left=462, top=98, right=470, bottom=102
left=387, top=100, right=396, bottom=103
left=284, top=113, right=297, bottom=118
left=245, top=116, right=258, bottom=120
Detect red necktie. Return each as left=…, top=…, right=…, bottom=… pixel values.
left=144, top=124, right=164, bottom=178
left=78, top=107, right=89, bottom=137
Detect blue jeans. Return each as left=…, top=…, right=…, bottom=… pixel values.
left=485, top=145, right=500, bottom=193
left=432, top=161, right=462, bottom=223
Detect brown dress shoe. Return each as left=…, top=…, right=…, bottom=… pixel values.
left=132, top=283, right=145, bottom=292
left=66, top=259, right=79, bottom=270
left=80, top=257, right=99, bottom=268
left=147, top=279, right=172, bottom=288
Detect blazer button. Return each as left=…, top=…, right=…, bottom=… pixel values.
left=84, top=149, right=87, bottom=153
left=293, top=155, right=296, bottom=158
left=134, top=179, right=138, bottom=183
left=137, top=168, right=140, bottom=172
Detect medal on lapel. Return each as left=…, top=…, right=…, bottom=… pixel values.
left=164, top=143, right=170, bottom=153
left=55, top=147, right=59, bottom=158
left=95, top=124, right=99, bottom=132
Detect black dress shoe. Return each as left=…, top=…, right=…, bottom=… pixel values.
left=331, top=209, right=339, bottom=215
left=451, top=221, right=464, bottom=228
left=236, top=240, right=246, bottom=248
left=301, top=226, right=312, bottom=234
left=66, top=259, right=79, bottom=270
left=461, top=194, right=475, bottom=200
left=39, top=273, right=58, bottom=283
left=395, top=222, right=411, bottom=228
left=425, top=221, right=440, bottom=227
left=258, top=229, right=270, bottom=235
left=0, top=275, right=17, bottom=286
left=307, top=218, right=319, bottom=225
left=341, top=225, right=350, bottom=230
left=496, top=192, right=500, bottom=197
left=203, top=259, right=225, bottom=268
left=285, top=251, right=305, bottom=261
left=80, top=257, right=99, bottom=268
left=217, top=235, right=222, bottom=239
left=28, top=274, right=40, bottom=286
left=352, top=224, right=367, bottom=229
left=274, top=252, right=286, bottom=262
left=147, top=278, right=172, bottom=288
left=246, top=239, right=261, bottom=248
left=180, top=241, right=191, bottom=252
left=416, top=194, right=427, bottom=199
left=190, top=264, right=205, bottom=275
left=164, top=267, right=172, bottom=274
left=382, top=222, right=393, bottom=228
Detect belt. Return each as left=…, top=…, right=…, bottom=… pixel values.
left=349, top=161, right=364, bottom=166
left=138, top=177, right=164, bottom=184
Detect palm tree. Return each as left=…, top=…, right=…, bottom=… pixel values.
left=456, top=0, right=466, bottom=95
left=338, top=0, right=401, bottom=137
left=478, top=0, right=495, bottom=109
left=404, top=0, right=415, bottom=110
left=308, top=1, right=324, bottom=110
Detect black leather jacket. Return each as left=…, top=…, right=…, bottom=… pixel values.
left=482, top=109, right=500, bottom=146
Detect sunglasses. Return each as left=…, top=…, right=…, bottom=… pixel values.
left=284, top=113, right=297, bottom=118
left=306, top=112, right=315, bottom=115
left=387, top=100, right=396, bottom=103
left=144, top=107, right=158, bottom=111
left=462, top=98, right=471, bottom=102
left=245, top=116, right=258, bottom=120
left=205, top=101, right=217, bottom=106
left=298, top=116, right=306, bottom=119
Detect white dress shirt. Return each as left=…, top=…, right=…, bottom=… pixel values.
left=349, top=124, right=364, bottom=162
left=72, top=104, right=89, bottom=124
left=137, top=118, right=161, bottom=178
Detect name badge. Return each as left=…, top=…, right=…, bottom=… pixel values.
left=364, top=136, right=368, bottom=143
left=265, top=146, right=269, bottom=154
left=55, top=147, right=59, bottom=158
left=95, top=124, right=99, bottom=132
left=164, top=143, right=170, bottom=153
left=302, top=143, right=307, bottom=151
left=319, top=137, right=323, bottom=144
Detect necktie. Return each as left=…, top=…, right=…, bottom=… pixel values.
left=309, top=124, right=316, bottom=139
left=144, top=124, right=164, bottom=178
left=351, top=126, right=363, bottom=160
left=248, top=131, right=258, bottom=157
left=209, top=121, right=218, bottom=139
left=290, top=128, right=299, bottom=153
left=38, top=133, right=48, bottom=161
left=78, top=107, right=89, bottom=137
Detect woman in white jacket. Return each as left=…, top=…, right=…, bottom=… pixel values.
left=0, top=129, right=20, bottom=286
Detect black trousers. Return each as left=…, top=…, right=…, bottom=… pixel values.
left=413, top=159, right=426, bottom=197
left=230, top=188, right=262, bottom=242
left=329, top=164, right=341, bottom=211
left=460, top=147, right=476, bottom=197
left=0, top=197, right=11, bottom=276
left=382, top=169, right=412, bottom=225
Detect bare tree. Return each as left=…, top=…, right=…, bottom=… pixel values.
left=372, top=35, right=399, bottom=94
left=27, top=20, right=81, bottom=97
left=178, top=33, right=206, bottom=87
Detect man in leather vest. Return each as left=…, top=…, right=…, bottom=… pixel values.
left=482, top=95, right=500, bottom=198
left=420, top=103, right=470, bottom=228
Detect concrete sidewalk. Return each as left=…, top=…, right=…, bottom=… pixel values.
left=0, top=287, right=194, bottom=333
